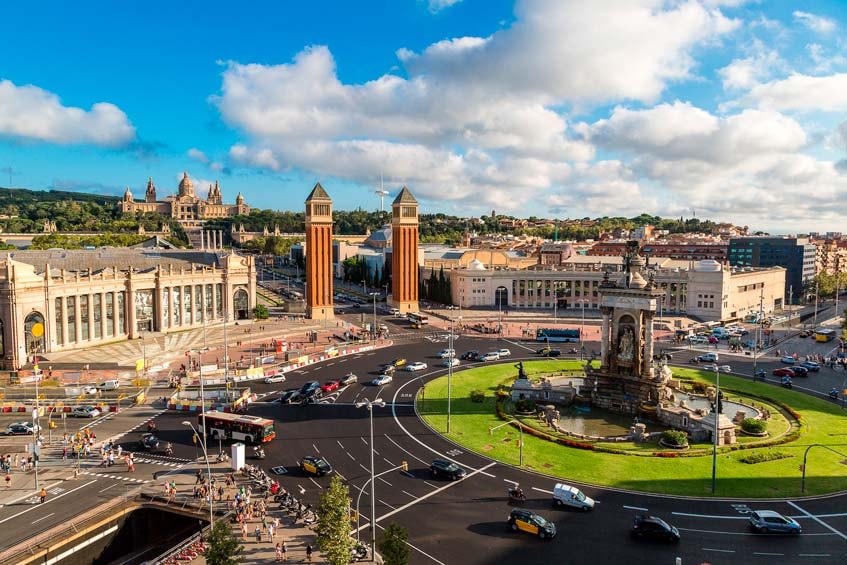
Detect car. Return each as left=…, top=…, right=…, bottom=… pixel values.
left=688, top=335, right=709, bottom=344
left=541, top=349, right=562, bottom=357
left=702, top=363, right=719, bottom=372
left=781, top=356, right=797, bottom=364
left=279, top=389, right=302, bottom=404
left=772, top=367, right=796, bottom=377
left=72, top=406, right=101, bottom=418
left=479, top=352, right=500, bottom=362
left=263, top=374, right=286, bottom=384
left=8, top=421, right=40, bottom=433
left=552, top=483, right=594, bottom=511
left=300, top=455, right=333, bottom=476
left=371, top=374, right=393, bottom=386
left=696, top=353, right=719, bottom=362
left=507, top=508, right=556, bottom=539
left=460, top=350, right=479, bottom=360
left=4, top=424, right=33, bottom=436
left=631, top=515, right=680, bottom=543
left=390, top=358, right=407, bottom=367
left=138, top=433, right=160, bottom=451
left=438, top=349, right=456, bottom=359
left=790, top=366, right=808, bottom=377
left=536, top=346, right=552, bottom=355
left=81, top=385, right=98, bottom=395
left=496, top=348, right=512, bottom=357
left=442, top=358, right=460, bottom=368
left=800, top=361, right=820, bottom=371
left=321, top=380, right=340, bottom=393
left=339, top=373, right=358, bottom=385
left=799, top=329, right=812, bottom=338
left=430, top=459, right=466, bottom=480
left=719, top=365, right=732, bottom=373
left=707, top=336, right=719, bottom=344
left=406, top=362, right=428, bottom=372
left=378, top=364, right=396, bottom=375
left=748, top=510, right=802, bottom=534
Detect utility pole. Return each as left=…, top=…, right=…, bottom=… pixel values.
left=813, top=279, right=819, bottom=329
left=752, top=289, right=763, bottom=379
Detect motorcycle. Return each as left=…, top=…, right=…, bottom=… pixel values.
left=165, top=443, right=173, bottom=457
left=216, top=452, right=230, bottom=463
left=507, top=487, right=527, bottom=502
left=829, top=388, right=839, bottom=400
left=350, top=542, right=369, bottom=561
left=780, top=376, right=793, bottom=389
left=252, top=446, right=266, bottom=460
left=753, top=369, right=766, bottom=382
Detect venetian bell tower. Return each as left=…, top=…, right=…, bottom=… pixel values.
left=305, top=183, right=334, bottom=321
left=390, top=186, right=419, bottom=314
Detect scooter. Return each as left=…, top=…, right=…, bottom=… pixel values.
left=165, top=443, right=174, bottom=457
left=252, top=446, right=266, bottom=460
left=780, top=376, right=793, bottom=389
left=507, top=487, right=527, bottom=502
left=350, top=542, right=369, bottom=561
left=829, top=387, right=839, bottom=400
left=753, top=369, right=766, bottom=382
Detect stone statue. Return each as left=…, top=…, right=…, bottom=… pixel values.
left=515, top=361, right=528, bottom=379
left=617, top=327, right=634, bottom=362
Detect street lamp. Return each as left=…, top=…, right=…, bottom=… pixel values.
left=355, top=398, right=386, bottom=560
left=447, top=317, right=455, bottom=434
left=182, top=421, right=215, bottom=531
left=711, top=365, right=724, bottom=494
left=577, top=298, right=589, bottom=358
left=189, top=347, right=211, bottom=463
left=369, top=292, right=380, bottom=340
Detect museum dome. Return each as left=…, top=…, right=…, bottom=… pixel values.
left=467, top=259, right=486, bottom=270
left=178, top=172, right=194, bottom=197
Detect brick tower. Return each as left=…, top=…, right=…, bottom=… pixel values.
left=390, top=186, right=419, bottom=314
left=305, top=183, right=334, bottom=321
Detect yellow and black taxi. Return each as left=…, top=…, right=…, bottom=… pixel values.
left=300, top=455, right=333, bottom=476
left=390, top=358, right=407, bottom=367
left=507, top=509, right=557, bottom=539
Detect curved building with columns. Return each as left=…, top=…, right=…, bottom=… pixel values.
left=0, top=248, right=255, bottom=370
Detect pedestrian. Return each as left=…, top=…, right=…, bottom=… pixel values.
left=39, top=487, right=47, bottom=503
left=241, top=522, right=248, bottom=542
left=281, top=540, right=287, bottom=561
left=62, top=447, right=68, bottom=462
left=128, top=453, right=135, bottom=472
left=4, top=473, right=9, bottom=488
left=195, top=470, right=203, bottom=484
left=267, top=523, right=274, bottom=542
left=254, top=525, right=262, bottom=543
left=275, top=542, right=283, bottom=562
left=305, top=543, right=312, bottom=562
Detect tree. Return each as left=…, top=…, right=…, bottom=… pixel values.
left=315, top=475, right=354, bottom=565
left=204, top=520, right=243, bottom=565
left=377, top=522, right=409, bottom=565
left=253, top=305, right=269, bottom=319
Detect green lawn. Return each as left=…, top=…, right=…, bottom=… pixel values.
left=419, top=361, right=847, bottom=498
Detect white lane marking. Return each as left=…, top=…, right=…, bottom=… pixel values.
left=309, top=478, right=322, bottom=489
left=531, top=486, right=553, bottom=494
left=378, top=477, right=392, bottom=487
left=312, top=443, right=320, bottom=453
left=0, top=480, right=97, bottom=524
left=359, top=463, right=369, bottom=473
left=798, top=554, right=831, bottom=558
left=98, top=484, right=119, bottom=493
left=347, top=452, right=356, bottom=461
left=360, top=437, right=368, bottom=446
left=623, top=505, right=648, bottom=512
left=373, top=449, right=380, bottom=456
left=672, top=512, right=749, bottom=520
left=31, top=512, right=55, bottom=524
left=402, top=490, right=415, bottom=498
left=787, top=500, right=847, bottom=541
left=423, top=481, right=439, bottom=489
left=680, top=528, right=834, bottom=537
left=702, top=548, right=735, bottom=553
left=336, top=440, right=345, bottom=449
left=753, top=553, right=784, bottom=556
left=383, top=457, right=395, bottom=466
left=378, top=499, right=397, bottom=510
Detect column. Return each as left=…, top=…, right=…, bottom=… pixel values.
left=100, top=292, right=107, bottom=338
left=200, top=230, right=205, bottom=250
left=74, top=294, right=82, bottom=343
left=211, top=283, right=218, bottom=319
left=600, top=307, right=611, bottom=367
left=61, top=297, right=69, bottom=347
left=112, top=291, right=120, bottom=337
left=87, top=294, right=94, bottom=342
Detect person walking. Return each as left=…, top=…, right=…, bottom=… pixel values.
left=39, top=487, right=47, bottom=503
left=4, top=473, right=10, bottom=489
left=305, top=543, right=312, bottom=562
left=254, top=525, right=262, bottom=544
left=275, top=542, right=282, bottom=562
left=280, top=540, right=287, bottom=561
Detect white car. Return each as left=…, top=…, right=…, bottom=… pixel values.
left=442, top=358, right=460, bottom=368
left=438, top=349, right=456, bottom=359
left=81, top=385, right=98, bottom=395
left=496, top=348, right=512, bottom=357
left=371, top=374, right=393, bottom=386
left=406, top=362, right=428, bottom=371
left=72, top=406, right=101, bottom=418
left=480, top=352, right=500, bottom=362
left=264, top=374, right=286, bottom=384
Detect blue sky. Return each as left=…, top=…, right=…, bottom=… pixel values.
left=1, top=0, right=846, bottom=232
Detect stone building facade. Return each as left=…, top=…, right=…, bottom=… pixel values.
left=0, top=249, right=255, bottom=370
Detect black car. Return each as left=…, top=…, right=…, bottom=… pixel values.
left=507, top=508, right=557, bottom=539
left=790, top=366, right=809, bottom=377
left=139, top=433, right=160, bottom=451
left=631, top=515, right=680, bottom=543
left=460, top=350, right=479, bottom=360
left=300, top=455, right=333, bottom=476
left=430, top=459, right=466, bottom=480
left=542, top=349, right=561, bottom=357
left=379, top=364, right=396, bottom=375
left=279, top=389, right=302, bottom=404
left=299, top=381, right=323, bottom=401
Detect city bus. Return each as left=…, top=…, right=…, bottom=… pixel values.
left=408, top=312, right=429, bottom=329
left=198, top=411, right=276, bottom=443
left=815, top=329, right=837, bottom=343
left=536, top=328, right=581, bottom=343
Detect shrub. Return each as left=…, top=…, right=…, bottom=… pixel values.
left=515, top=398, right=536, bottom=413
left=741, top=418, right=767, bottom=434
left=470, top=389, right=485, bottom=403
left=691, top=382, right=708, bottom=394
left=495, top=386, right=510, bottom=398
left=661, top=430, right=688, bottom=446
left=738, top=450, right=792, bottom=464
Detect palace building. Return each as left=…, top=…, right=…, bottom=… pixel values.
left=0, top=248, right=256, bottom=370
left=119, top=172, right=249, bottom=225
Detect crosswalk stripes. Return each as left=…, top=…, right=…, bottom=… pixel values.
left=80, top=470, right=149, bottom=483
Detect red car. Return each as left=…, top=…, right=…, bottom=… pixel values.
left=772, top=367, right=796, bottom=377
left=321, top=380, right=340, bottom=393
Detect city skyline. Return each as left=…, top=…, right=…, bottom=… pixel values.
left=1, top=1, right=846, bottom=232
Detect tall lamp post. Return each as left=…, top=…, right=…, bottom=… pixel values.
left=355, top=398, right=386, bottom=560
left=577, top=298, right=589, bottom=359
left=189, top=347, right=211, bottom=460
left=182, top=421, right=215, bottom=531
left=752, top=290, right=764, bottom=379
left=711, top=365, right=724, bottom=494
left=369, top=292, right=380, bottom=340
left=447, top=316, right=455, bottom=434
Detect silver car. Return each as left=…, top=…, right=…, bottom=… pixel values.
left=748, top=510, right=801, bottom=534
left=72, top=406, right=101, bottom=418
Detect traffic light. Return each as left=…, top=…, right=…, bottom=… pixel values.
left=193, top=434, right=198, bottom=445
left=401, top=461, right=408, bottom=472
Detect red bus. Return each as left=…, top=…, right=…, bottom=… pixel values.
left=199, top=411, right=275, bottom=443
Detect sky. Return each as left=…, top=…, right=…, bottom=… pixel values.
left=1, top=0, right=847, bottom=233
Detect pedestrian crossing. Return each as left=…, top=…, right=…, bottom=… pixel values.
left=80, top=470, right=150, bottom=483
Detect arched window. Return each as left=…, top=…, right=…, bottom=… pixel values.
left=24, top=312, right=46, bottom=357
left=233, top=289, right=249, bottom=320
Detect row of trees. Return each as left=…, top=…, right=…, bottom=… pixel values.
left=421, top=266, right=452, bottom=304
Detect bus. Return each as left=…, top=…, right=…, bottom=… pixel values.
left=815, top=329, right=837, bottom=343
left=199, top=411, right=276, bottom=443
left=536, top=328, right=581, bottom=343
left=408, top=312, right=429, bottom=329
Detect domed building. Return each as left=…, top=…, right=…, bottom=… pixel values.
left=119, top=172, right=249, bottom=225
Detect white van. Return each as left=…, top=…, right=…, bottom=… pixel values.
left=96, top=379, right=120, bottom=391
left=552, top=483, right=594, bottom=511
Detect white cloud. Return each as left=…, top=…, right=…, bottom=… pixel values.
left=187, top=148, right=209, bottom=163
left=0, top=79, right=135, bottom=146
left=793, top=11, right=836, bottom=35
left=742, top=73, right=847, bottom=112
left=425, top=0, right=463, bottom=14
left=718, top=40, right=784, bottom=90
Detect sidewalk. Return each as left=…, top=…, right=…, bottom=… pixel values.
left=144, top=458, right=327, bottom=564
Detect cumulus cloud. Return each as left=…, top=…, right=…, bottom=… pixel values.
left=718, top=40, right=784, bottom=90
left=793, top=11, right=836, bottom=35
left=741, top=73, right=847, bottom=112
left=0, top=79, right=135, bottom=146
left=425, top=0, right=463, bottom=13
left=187, top=148, right=209, bottom=163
